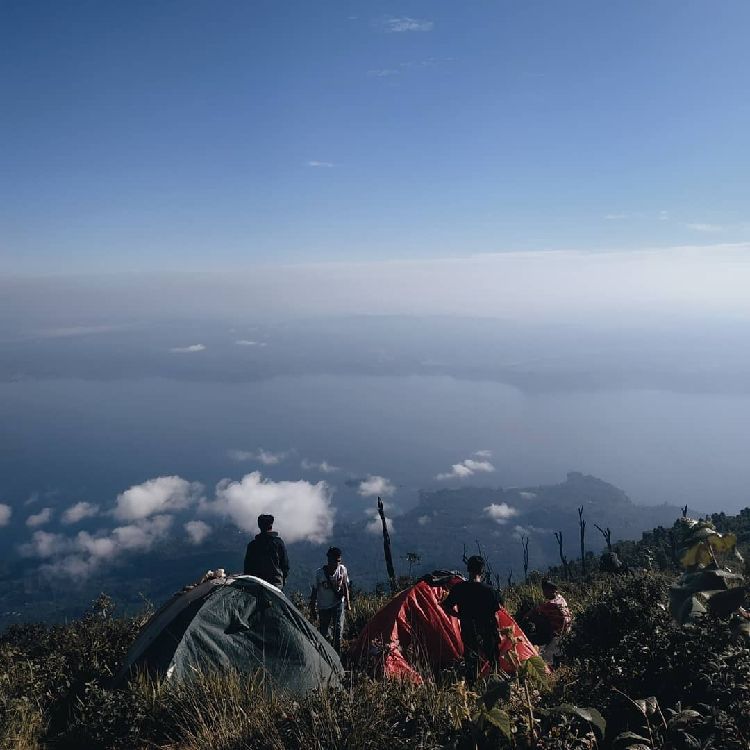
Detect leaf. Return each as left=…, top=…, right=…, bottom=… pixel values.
left=612, top=731, right=652, bottom=750
left=552, top=703, right=607, bottom=737
left=482, top=675, right=511, bottom=709
left=481, top=707, right=512, bottom=739
left=520, top=655, right=548, bottom=684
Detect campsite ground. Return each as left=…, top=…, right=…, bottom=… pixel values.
left=1, top=569, right=748, bottom=750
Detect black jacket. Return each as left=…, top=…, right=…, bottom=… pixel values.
left=243, top=531, right=289, bottom=588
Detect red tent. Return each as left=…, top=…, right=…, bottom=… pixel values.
left=350, top=574, right=540, bottom=683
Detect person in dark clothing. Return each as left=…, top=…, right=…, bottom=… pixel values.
left=243, top=514, right=289, bottom=589
left=441, top=555, right=501, bottom=685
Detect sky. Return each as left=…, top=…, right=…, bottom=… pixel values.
left=2, top=0, right=749, bottom=274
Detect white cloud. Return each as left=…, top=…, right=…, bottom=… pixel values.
left=204, top=472, right=334, bottom=544
left=169, top=344, right=206, bottom=353
left=114, top=476, right=200, bottom=521
left=0, top=503, right=11, bottom=527
left=61, top=501, right=100, bottom=525
left=383, top=17, right=433, bottom=33
left=485, top=503, right=519, bottom=524
left=235, top=339, right=266, bottom=347
left=301, top=459, right=340, bottom=474
left=30, top=516, right=175, bottom=579
left=358, top=475, right=396, bottom=497
left=686, top=223, right=724, bottom=233
left=229, top=448, right=287, bottom=465
left=417, top=515, right=431, bottom=526
left=436, top=458, right=495, bottom=481
left=474, top=449, right=492, bottom=458
left=306, top=160, right=334, bottom=168
left=185, top=520, right=212, bottom=545
left=26, top=507, right=53, bottom=528
left=518, top=491, right=537, bottom=500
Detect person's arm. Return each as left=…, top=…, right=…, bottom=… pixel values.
left=279, top=540, right=290, bottom=583
left=441, top=590, right=458, bottom=618
left=343, top=570, right=351, bottom=610
left=243, top=541, right=254, bottom=575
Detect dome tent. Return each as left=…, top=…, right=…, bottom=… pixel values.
left=113, top=575, right=343, bottom=695
left=350, top=572, right=539, bottom=683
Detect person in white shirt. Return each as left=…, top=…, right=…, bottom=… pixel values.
left=310, top=546, right=350, bottom=654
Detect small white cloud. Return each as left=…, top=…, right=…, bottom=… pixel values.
left=110, top=515, right=174, bottom=551
left=474, top=449, right=492, bottom=458
left=203, top=472, right=334, bottom=544
left=20, top=530, right=70, bottom=558
left=61, top=501, right=100, bottom=525
left=301, top=459, right=340, bottom=474
left=229, top=448, right=287, bottom=465
left=518, top=491, right=537, bottom=500
left=686, top=223, right=724, bottom=233
left=366, top=514, right=394, bottom=535
left=307, top=160, right=334, bottom=168
left=0, top=503, right=11, bottom=527
left=185, top=520, right=212, bottom=545
left=436, top=457, right=495, bottom=481
left=485, top=503, right=519, bottom=524
left=235, top=339, right=267, bottom=347
left=169, top=344, right=206, bottom=353
left=26, top=507, right=53, bottom=528
left=358, top=475, right=396, bottom=497
left=114, top=476, right=200, bottom=521
left=383, top=16, right=433, bottom=33
left=417, top=515, right=431, bottom=526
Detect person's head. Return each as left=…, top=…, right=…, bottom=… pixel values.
left=327, top=546, right=342, bottom=565
left=541, top=579, right=558, bottom=599
left=466, top=555, right=485, bottom=577
left=258, top=514, right=274, bottom=532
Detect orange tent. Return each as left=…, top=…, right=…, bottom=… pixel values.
left=350, top=573, right=539, bottom=682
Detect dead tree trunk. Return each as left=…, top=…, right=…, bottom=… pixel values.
left=522, top=535, right=530, bottom=581
left=554, top=531, right=570, bottom=580
left=594, top=523, right=612, bottom=552
left=682, top=504, right=688, bottom=518
left=377, top=497, right=396, bottom=592
left=578, top=506, right=587, bottom=576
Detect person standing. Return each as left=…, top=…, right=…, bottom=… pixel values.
left=441, top=555, right=501, bottom=685
left=243, top=514, right=289, bottom=589
left=310, top=546, right=350, bottom=654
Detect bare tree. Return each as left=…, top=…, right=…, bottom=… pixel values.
left=594, top=523, right=612, bottom=552
left=377, top=497, right=396, bottom=592
left=506, top=569, right=513, bottom=588
left=521, top=535, right=530, bottom=581
left=578, top=506, right=587, bottom=575
left=554, top=531, right=570, bottom=580
left=682, top=504, right=689, bottom=518
left=404, top=551, right=421, bottom=580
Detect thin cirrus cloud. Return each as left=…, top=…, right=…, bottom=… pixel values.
left=26, top=507, right=53, bottom=528
left=301, top=459, right=340, bottom=474
left=229, top=448, right=288, bottom=466
left=169, top=344, right=206, bottom=353
left=61, top=501, right=100, bottom=525
left=382, top=16, right=433, bottom=33
left=686, top=223, right=724, bottom=233
left=436, top=452, right=495, bottom=481
left=306, top=160, right=334, bottom=168
left=235, top=339, right=267, bottom=347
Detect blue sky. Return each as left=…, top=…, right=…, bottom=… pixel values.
left=2, top=0, right=749, bottom=273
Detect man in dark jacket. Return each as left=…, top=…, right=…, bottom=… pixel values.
left=441, top=555, right=501, bottom=685
left=243, top=514, right=289, bottom=589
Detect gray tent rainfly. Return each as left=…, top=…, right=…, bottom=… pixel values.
left=113, top=575, right=343, bottom=695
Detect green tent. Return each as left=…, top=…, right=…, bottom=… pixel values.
left=113, top=575, right=343, bottom=695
